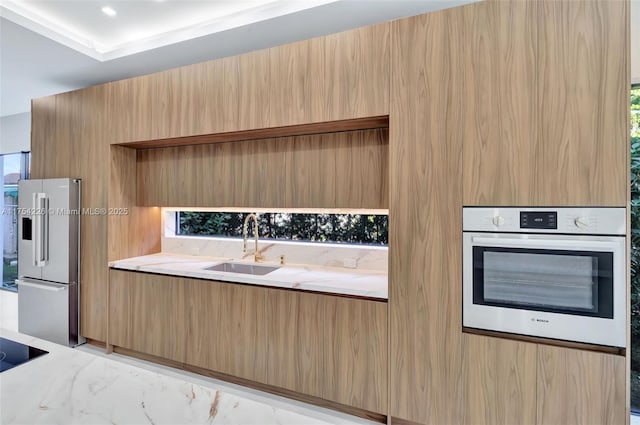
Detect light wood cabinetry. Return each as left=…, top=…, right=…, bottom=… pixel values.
left=223, top=50, right=271, bottom=132
left=107, top=269, right=132, bottom=348
left=463, top=334, right=537, bottom=425
left=136, top=128, right=388, bottom=209
left=535, top=0, right=628, bottom=206
left=537, top=345, right=626, bottom=425
left=324, top=23, right=390, bottom=120
left=109, top=270, right=187, bottom=362
left=266, top=290, right=387, bottom=413
left=389, top=6, right=465, bottom=424
left=266, top=289, right=325, bottom=398
left=324, top=295, right=387, bottom=413
left=108, top=270, right=387, bottom=413
left=461, top=0, right=538, bottom=205
left=463, top=0, right=628, bottom=206
left=269, top=38, right=325, bottom=127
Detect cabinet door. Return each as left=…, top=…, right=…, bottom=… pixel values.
left=266, top=289, right=388, bottom=414
left=324, top=296, right=388, bottom=413
left=269, top=38, right=325, bottom=127
left=461, top=0, right=538, bottom=205
left=223, top=50, right=270, bottom=132
left=536, top=0, right=628, bottom=206
left=324, top=23, right=390, bottom=121
left=108, top=270, right=132, bottom=348
left=127, top=273, right=187, bottom=363
left=266, top=289, right=325, bottom=398
left=186, top=279, right=268, bottom=384
left=537, top=345, right=625, bottom=425
left=463, top=334, right=537, bottom=425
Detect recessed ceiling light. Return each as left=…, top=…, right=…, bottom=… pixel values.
left=101, top=6, right=116, bottom=17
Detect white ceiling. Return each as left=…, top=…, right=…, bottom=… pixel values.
left=0, top=0, right=479, bottom=117
left=1, top=0, right=341, bottom=59
left=0, top=0, right=637, bottom=119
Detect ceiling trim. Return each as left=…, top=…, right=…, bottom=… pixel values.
left=0, top=1, right=98, bottom=59
left=0, top=0, right=340, bottom=62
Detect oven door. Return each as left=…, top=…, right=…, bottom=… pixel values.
left=463, top=233, right=626, bottom=347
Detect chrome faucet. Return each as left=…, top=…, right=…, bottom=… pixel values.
left=243, top=213, right=263, bottom=262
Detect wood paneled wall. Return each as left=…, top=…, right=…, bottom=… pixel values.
left=390, top=0, right=629, bottom=424
left=136, top=129, right=389, bottom=209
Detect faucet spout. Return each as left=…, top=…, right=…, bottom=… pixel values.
left=243, top=213, right=263, bottom=262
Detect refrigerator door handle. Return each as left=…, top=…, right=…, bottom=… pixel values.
left=16, top=279, right=67, bottom=292
left=32, top=192, right=48, bottom=267
left=42, top=196, right=49, bottom=263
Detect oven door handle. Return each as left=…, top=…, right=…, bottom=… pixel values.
left=471, top=237, right=621, bottom=252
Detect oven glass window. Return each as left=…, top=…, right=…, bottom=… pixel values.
left=473, top=247, right=613, bottom=318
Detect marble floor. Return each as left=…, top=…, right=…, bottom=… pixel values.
left=0, top=289, right=377, bottom=425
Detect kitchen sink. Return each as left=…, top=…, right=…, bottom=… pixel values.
left=204, top=262, right=280, bottom=276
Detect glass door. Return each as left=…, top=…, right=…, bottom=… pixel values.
left=472, top=246, right=614, bottom=318
left=2, top=152, right=30, bottom=291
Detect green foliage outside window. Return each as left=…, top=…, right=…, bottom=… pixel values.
left=178, top=212, right=388, bottom=245
left=630, top=86, right=640, bottom=410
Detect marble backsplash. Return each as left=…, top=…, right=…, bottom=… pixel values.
left=161, top=235, right=388, bottom=272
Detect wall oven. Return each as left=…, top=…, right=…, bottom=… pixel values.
left=463, top=207, right=626, bottom=348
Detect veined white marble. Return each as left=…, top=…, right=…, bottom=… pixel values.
left=109, top=253, right=388, bottom=299
left=0, top=329, right=374, bottom=425
left=162, top=220, right=388, bottom=272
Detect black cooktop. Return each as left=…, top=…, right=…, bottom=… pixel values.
left=0, top=337, right=48, bottom=372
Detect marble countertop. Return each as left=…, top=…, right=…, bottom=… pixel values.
left=109, top=253, right=388, bottom=300
left=0, top=329, right=369, bottom=425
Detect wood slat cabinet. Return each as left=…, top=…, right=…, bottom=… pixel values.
left=536, top=345, right=626, bottom=425
left=462, top=0, right=628, bottom=206
left=108, top=270, right=388, bottom=413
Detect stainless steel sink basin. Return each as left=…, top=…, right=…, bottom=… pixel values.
left=204, top=262, right=279, bottom=276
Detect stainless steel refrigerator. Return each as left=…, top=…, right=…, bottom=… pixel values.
left=16, top=178, right=84, bottom=346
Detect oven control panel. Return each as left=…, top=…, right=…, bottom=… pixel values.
left=463, top=207, right=625, bottom=235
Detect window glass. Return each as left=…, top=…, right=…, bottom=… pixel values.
left=177, top=212, right=388, bottom=246
left=2, top=152, right=30, bottom=291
